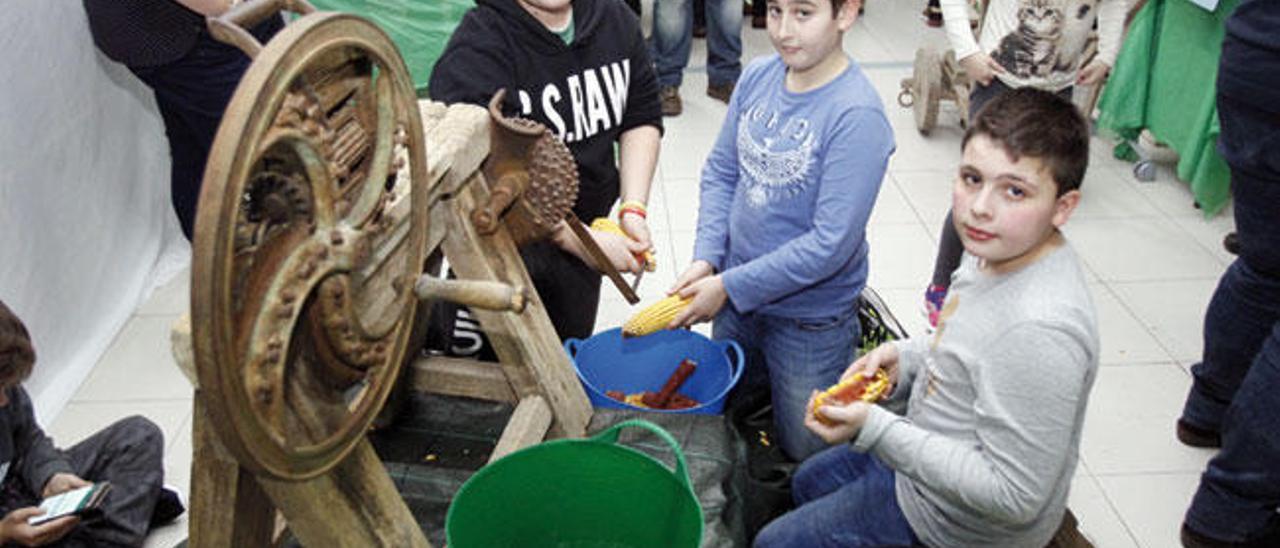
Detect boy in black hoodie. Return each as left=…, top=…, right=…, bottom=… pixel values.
left=430, top=0, right=663, bottom=345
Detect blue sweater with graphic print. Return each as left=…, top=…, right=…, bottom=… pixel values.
left=693, top=55, right=894, bottom=319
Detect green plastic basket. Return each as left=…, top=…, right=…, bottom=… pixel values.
left=446, top=420, right=703, bottom=547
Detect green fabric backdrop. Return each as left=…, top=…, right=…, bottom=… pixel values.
left=308, top=0, right=473, bottom=95
left=1096, top=0, right=1239, bottom=216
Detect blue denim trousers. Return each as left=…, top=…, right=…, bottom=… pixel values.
left=714, top=304, right=859, bottom=461
left=1179, top=88, right=1280, bottom=540
left=754, top=446, right=918, bottom=547
left=650, top=0, right=743, bottom=88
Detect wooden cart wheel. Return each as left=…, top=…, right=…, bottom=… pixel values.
left=912, top=46, right=942, bottom=135
left=191, top=11, right=430, bottom=481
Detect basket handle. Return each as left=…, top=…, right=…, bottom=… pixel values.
left=718, top=339, right=746, bottom=389
left=563, top=338, right=582, bottom=358
left=591, top=419, right=692, bottom=491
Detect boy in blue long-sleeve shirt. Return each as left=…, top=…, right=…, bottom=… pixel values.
left=669, top=0, right=893, bottom=461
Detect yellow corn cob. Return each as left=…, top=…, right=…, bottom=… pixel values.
left=590, top=217, right=656, bottom=271
left=622, top=294, right=691, bottom=337
left=811, top=369, right=891, bottom=425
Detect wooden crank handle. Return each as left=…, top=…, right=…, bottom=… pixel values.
left=207, top=0, right=317, bottom=57
left=414, top=277, right=528, bottom=313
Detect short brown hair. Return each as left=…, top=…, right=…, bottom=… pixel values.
left=0, top=300, right=35, bottom=383
left=962, top=88, right=1089, bottom=196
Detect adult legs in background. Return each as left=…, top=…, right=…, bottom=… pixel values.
left=753, top=446, right=917, bottom=547
left=1182, top=324, right=1280, bottom=544
left=651, top=0, right=742, bottom=115
left=1178, top=93, right=1280, bottom=445
left=651, top=0, right=693, bottom=115
left=129, top=17, right=283, bottom=240
left=1177, top=43, right=1280, bottom=544
left=704, top=0, right=743, bottom=101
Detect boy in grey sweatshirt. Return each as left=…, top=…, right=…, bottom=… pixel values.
left=755, top=88, right=1099, bottom=547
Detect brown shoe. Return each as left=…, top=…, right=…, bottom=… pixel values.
left=706, top=82, right=734, bottom=104
left=660, top=86, right=682, bottom=116
left=1176, top=419, right=1222, bottom=449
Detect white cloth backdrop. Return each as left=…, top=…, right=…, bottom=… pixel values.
left=1, top=1, right=189, bottom=420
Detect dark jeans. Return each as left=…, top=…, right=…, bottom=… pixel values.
left=129, top=17, right=283, bottom=240
left=0, top=417, right=165, bottom=548
left=1179, top=91, right=1280, bottom=541
left=930, top=81, right=1074, bottom=288
left=753, top=447, right=917, bottom=547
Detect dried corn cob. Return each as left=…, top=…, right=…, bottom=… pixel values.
left=622, top=295, right=692, bottom=337
left=811, top=369, right=891, bottom=426
left=590, top=217, right=656, bottom=271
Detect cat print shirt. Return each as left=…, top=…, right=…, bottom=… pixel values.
left=941, top=0, right=1129, bottom=91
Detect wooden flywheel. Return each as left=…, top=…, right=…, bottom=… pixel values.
left=191, top=1, right=430, bottom=481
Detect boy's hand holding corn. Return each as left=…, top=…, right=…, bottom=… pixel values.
left=666, top=260, right=726, bottom=329
left=804, top=342, right=902, bottom=443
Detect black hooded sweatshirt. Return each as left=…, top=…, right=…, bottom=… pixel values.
left=429, top=0, right=663, bottom=222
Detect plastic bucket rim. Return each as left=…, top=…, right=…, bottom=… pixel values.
left=565, top=328, right=744, bottom=414
left=445, top=420, right=703, bottom=547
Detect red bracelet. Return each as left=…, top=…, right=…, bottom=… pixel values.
left=619, top=205, right=647, bottom=220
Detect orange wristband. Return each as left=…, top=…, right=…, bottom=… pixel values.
left=619, top=206, right=647, bottom=220
left=619, top=200, right=648, bottom=220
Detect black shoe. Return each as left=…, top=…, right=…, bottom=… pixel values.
left=150, top=486, right=186, bottom=527
left=1223, top=232, right=1240, bottom=255
left=1176, top=419, right=1222, bottom=449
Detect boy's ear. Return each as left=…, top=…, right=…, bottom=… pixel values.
left=837, top=0, right=861, bottom=31
left=1051, top=189, right=1081, bottom=228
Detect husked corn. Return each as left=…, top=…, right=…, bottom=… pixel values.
left=623, top=294, right=691, bottom=337
left=811, top=369, right=891, bottom=425
left=590, top=217, right=656, bottom=271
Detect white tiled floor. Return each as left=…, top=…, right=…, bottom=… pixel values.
left=51, top=2, right=1235, bottom=547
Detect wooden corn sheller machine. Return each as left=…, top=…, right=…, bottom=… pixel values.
left=174, top=0, right=595, bottom=545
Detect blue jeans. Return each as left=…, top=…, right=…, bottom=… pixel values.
left=651, top=0, right=742, bottom=88
left=714, top=305, right=859, bottom=461
left=754, top=446, right=918, bottom=547
left=1178, top=82, right=1280, bottom=539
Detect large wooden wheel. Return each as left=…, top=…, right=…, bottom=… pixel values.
left=192, top=10, right=429, bottom=481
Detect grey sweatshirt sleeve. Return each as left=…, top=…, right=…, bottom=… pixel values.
left=854, top=322, right=1092, bottom=525
left=11, top=387, right=72, bottom=494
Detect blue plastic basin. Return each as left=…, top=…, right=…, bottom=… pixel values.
left=565, top=328, right=744, bottom=415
